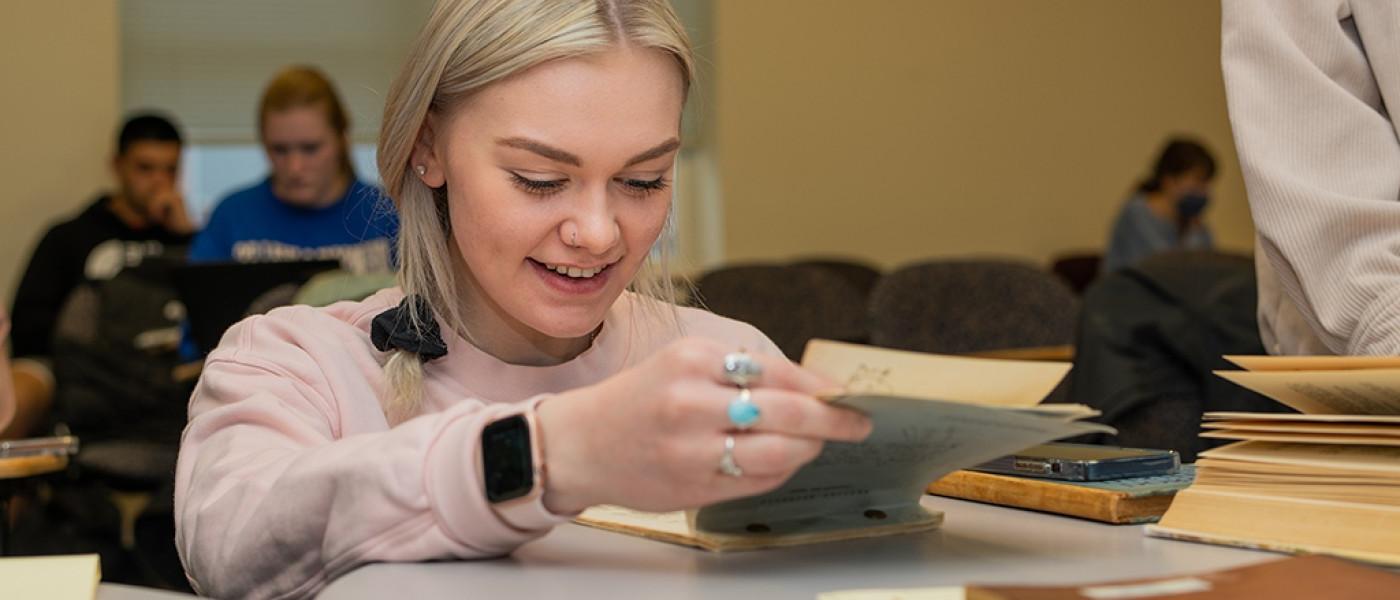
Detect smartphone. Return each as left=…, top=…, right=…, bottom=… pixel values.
left=969, top=442, right=1179, bottom=482
left=0, top=435, right=80, bottom=459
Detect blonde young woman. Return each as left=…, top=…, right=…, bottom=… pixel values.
left=174, top=1, right=871, bottom=597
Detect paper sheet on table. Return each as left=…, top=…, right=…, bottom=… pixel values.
left=802, top=339, right=1070, bottom=408
left=1214, top=369, right=1400, bottom=415
left=1200, top=420, right=1400, bottom=437
left=1204, top=412, right=1400, bottom=424
left=0, top=554, right=100, bottom=600
left=1201, top=441, right=1400, bottom=474
left=1199, top=429, right=1400, bottom=447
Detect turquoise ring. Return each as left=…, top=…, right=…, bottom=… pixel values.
left=727, top=388, right=760, bottom=430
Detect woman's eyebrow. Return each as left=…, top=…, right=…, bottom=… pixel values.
left=624, top=138, right=681, bottom=167
left=497, top=137, right=581, bottom=166
left=496, top=136, right=681, bottom=168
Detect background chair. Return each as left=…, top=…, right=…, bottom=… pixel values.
left=868, top=259, right=1080, bottom=355
left=791, top=257, right=883, bottom=299
left=1050, top=252, right=1102, bottom=295
left=23, top=259, right=192, bottom=588
left=695, top=264, right=867, bottom=360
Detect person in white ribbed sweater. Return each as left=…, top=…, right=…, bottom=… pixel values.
left=1222, top=0, right=1400, bottom=356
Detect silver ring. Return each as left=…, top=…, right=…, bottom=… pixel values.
left=718, top=435, right=743, bottom=477
left=722, top=351, right=763, bottom=388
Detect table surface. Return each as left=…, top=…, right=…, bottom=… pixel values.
left=319, top=496, right=1278, bottom=599
left=97, top=584, right=196, bottom=599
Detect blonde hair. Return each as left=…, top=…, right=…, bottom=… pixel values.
left=259, top=65, right=355, bottom=177
left=377, top=0, right=694, bottom=421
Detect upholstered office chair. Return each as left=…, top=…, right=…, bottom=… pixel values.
left=1050, top=252, right=1103, bottom=295
left=42, top=261, right=190, bottom=587
left=695, top=264, right=868, bottom=360
left=791, top=257, right=883, bottom=299
left=868, top=259, right=1079, bottom=355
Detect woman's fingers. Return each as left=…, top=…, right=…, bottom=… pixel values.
left=706, top=432, right=825, bottom=480
left=704, top=347, right=836, bottom=396
left=713, top=387, right=872, bottom=442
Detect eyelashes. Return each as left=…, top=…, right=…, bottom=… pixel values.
left=509, top=172, right=670, bottom=198
left=510, top=173, right=566, bottom=195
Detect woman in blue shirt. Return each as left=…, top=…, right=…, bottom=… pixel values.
left=1104, top=138, right=1217, bottom=272
left=191, top=66, right=397, bottom=273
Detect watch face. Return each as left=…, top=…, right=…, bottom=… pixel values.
left=482, top=414, right=534, bottom=503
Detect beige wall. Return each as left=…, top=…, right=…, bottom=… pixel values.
left=714, top=0, right=1250, bottom=269
left=0, top=2, right=1246, bottom=299
left=0, top=2, right=120, bottom=306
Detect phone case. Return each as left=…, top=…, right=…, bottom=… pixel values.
left=970, top=447, right=1180, bottom=481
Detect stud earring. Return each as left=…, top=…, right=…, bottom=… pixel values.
left=414, top=165, right=427, bottom=176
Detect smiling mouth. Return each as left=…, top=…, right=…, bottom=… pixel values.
left=530, top=258, right=616, bottom=280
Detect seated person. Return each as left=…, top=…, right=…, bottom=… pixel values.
left=189, top=66, right=397, bottom=274
left=174, top=2, right=871, bottom=597
left=10, top=113, right=194, bottom=362
left=1103, top=138, right=1218, bottom=272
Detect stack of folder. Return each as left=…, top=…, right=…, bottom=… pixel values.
left=1148, top=356, right=1400, bottom=566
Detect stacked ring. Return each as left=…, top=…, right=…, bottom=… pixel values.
left=718, top=435, right=743, bottom=477
left=722, top=351, right=763, bottom=387
left=719, top=351, right=763, bottom=477
left=722, top=352, right=763, bottom=430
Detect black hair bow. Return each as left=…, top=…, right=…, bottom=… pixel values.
left=371, top=295, right=448, bottom=362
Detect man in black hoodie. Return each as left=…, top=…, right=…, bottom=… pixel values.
left=11, top=113, right=195, bottom=360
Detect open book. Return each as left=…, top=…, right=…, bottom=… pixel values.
left=1147, top=356, right=1400, bottom=566
left=577, top=340, right=1112, bottom=550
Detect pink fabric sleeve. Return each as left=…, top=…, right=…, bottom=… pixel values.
left=174, top=321, right=570, bottom=599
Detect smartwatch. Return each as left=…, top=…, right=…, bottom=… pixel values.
left=480, top=408, right=547, bottom=526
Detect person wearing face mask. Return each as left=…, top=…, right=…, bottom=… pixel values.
left=173, top=2, right=873, bottom=597
left=189, top=66, right=397, bottom=274
left=1102, top=138, right=1218, bottom=273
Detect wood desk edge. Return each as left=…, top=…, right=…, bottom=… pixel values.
left=0, top=453, right=68, bottom=479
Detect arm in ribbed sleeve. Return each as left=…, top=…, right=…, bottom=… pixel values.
left=1222, top=0, right=1400, bottom=354
left=174, top=317, right=569, bottom=599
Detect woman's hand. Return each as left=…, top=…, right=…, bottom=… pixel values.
left=536, top=337, right=872, bottom=514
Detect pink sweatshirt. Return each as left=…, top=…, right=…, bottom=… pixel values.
left=175, top=288, right=777, bottom=599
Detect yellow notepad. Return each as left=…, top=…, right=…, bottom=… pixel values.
left=0, top=554, right=101, bottom=600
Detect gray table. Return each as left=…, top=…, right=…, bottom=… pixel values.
left=319, top=496, right=1278, bottom=599
left=98, top=584, right=196, bottom=599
